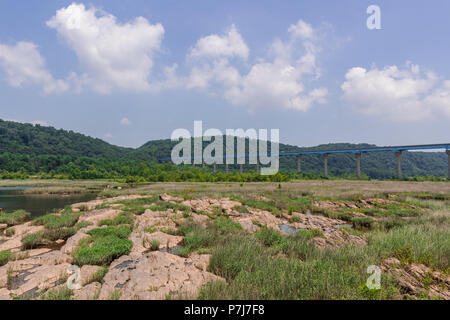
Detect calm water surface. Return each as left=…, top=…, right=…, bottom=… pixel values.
left=0, top=186, right=97, bottom=218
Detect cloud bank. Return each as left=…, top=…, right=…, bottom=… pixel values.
left=341, top=63, right=450, bottom=121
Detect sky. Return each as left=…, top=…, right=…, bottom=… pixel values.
left=0, top=0, right=449, bottom=148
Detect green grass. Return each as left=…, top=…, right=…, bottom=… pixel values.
left=22, top=227, right=77, bottom=249
left=232, top=205, right=249, bottom=214
left=4, top=227, right=15, bottom=237
left=33, top=212, right=80, bottom=229
left=41, top=287, right=72, bottom=300
left=99, top=213, right=134, bottom=227
left=199, top=234, right=399, bottom=300
left=148, top=201, right=190, bottom=214
left=0, top=250, right=11, bottom=266
left=74, top=221, right=93, bottom=229
left=150, top=240, right=160, bottom=251
left=22, top=232, right=44, bottom=250
left=351, top=217, right=375, bottom=230
left=73, top=227, right=133, bottom=266
left=241, top=199, right=281, bottom=214
left=0, top=210, right=31, bottom=226
left=88, top=266, right=109, bottom=284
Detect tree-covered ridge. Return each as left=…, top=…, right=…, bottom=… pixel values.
left=0, top=119, right=132, bottom=158
left=0, top=119, right=448, bottom=179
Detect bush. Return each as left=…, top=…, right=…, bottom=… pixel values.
left=0, top=210, right=31, bottom=226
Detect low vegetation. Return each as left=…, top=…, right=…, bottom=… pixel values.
left=0, top=210, right=31, bottom=226
left=73, top=227, right=133, bottom=266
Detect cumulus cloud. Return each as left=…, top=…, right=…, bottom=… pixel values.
left=120, top=117, right=131, bottom=126
left=189, top=24, right=249, bottom=60
left=187, top=20, right=327, bottom=112
left=341, top=63, right=450, bottom=121
left=46, top=3, right=165, bottom=94
left=0, top=41, right=68, bottom=94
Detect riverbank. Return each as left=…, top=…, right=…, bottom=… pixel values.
left=0, top=180, right=449, bottom=300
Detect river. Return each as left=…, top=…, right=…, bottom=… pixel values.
left=0, top=186, right=97, bottom=218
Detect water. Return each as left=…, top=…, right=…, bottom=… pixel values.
left=0, top=186, right=98, bottom=218
left=279, top=224, right=299, bottom=236
left=336, top=224, right=353, bottom=229
left=160, top=245, right=184, bottom=255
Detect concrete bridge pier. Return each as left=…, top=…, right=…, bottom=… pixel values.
left=395, top=151, right=402, bottom=179
left=324, top=154, right=329, bottom=179
left=296, top=155, right=302, bottom=173
left=213, top=162, right=216, bottom=173
left=256, top=158, right=260, bottom=173
left=225, top=163, right=229, bottom=173
left=239, top=164, right=243, bottom=174
left=447, top=150, right=450, bottom=179
left=355, top=153, right=361, bottom=179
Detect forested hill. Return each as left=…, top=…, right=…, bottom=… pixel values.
left=0, top=119, right=448, bottom=179
left=138, top=139, right=449, bottom=178
left=0, top=119, right=132, bottom=158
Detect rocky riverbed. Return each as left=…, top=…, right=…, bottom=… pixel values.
left=0, top=193, right=448, bottom=300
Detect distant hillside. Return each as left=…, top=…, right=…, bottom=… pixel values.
left=0, top=119, right=448, bottom=179
left=138, top=139, right=449, bottom=178
left=0, top=119, right=132, bottom=158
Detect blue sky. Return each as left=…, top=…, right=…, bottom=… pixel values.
left=0, top=0, right=449, bottom=148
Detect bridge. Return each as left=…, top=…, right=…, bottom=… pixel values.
left=159, top=143, right=450, bottom=179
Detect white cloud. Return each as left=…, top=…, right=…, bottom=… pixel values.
left=46, top=3, right=165, bottom=94
left=0, top=41, right=68, bottom=94
left=120, top=117, right=131, bottom=126
left=189, top=24, right=249, bottom=60
left=187, top=19, right=328, bottom=112
left=341, top=63, right=450, bottom=121
left=288, top=19, right=315, bottom=40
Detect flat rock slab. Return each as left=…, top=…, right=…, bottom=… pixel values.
left=99, top=251, right=224, bottom=300
left=79, top=209, right=121, bottom=225
left=0, top=250, right=73, bottom=298
left=73, top=282, right=102, bottom=300
left=60, top=226, right=95, bottom=255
